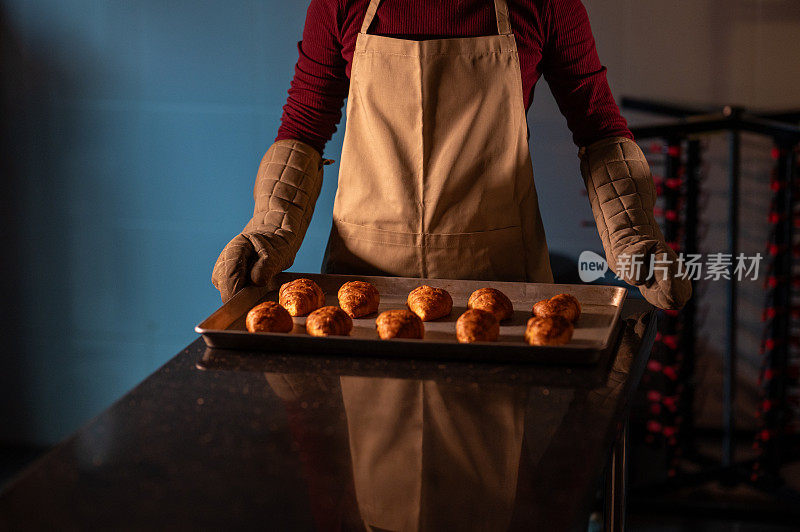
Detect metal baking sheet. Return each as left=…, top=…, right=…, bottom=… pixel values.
left=195, top=272, right=627, bottom=364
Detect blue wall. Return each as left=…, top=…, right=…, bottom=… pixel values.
left=0, top=0, right=596, bottom=446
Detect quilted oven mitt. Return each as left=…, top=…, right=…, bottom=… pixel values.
left=212, top=139, right=325, bottom=302
left=579, top=136, right=692, bottom=310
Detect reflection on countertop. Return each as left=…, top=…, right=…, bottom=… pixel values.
left=0, top=308, right=655, bottom=531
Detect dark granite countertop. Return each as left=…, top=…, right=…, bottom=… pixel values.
left=0, top=301, right=656, bottom=531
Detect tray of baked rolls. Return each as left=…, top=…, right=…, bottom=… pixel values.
left=195, top=272, right=627, bottom=364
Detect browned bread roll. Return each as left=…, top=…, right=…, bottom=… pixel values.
left=306, top=306, right=353, bottom=337
left=467, top=287, right=513, bottom=322
left=279, top=278, right=325, bottom=316
left=407, top=285, right=453, bottom=321
left=376, top=309, right=424, bottom=340
left=246, top=301, right=294, bottom=333
left=337, top=280, right=380, bottom=318
left=524, top=316, right=574, bottom=346
left=456, top=309, right=500, bottom=343
left=532, top=293, right=581, bottom=323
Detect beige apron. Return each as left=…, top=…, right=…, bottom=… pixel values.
left=322, top=0, right=553, bottom=283
left=324, top=1, right=548, bottom=529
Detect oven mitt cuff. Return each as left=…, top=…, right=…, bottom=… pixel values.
left=212, top=139, right=326, bottom=302
left=579, top=136, right=691, bottom=310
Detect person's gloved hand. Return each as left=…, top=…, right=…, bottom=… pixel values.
left=579, top=137, right=692, bottom=310
left=212, top=139, right=325, bottom=302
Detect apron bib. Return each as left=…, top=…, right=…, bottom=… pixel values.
left=322, top=0, right=553, bottom=283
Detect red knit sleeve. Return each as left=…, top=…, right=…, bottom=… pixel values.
left=275, top=0, right=349, bottom=155
left=541, top=0, right=633, bottom=147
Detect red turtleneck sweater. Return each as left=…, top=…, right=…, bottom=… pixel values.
left=276, top=0, right=632, bottom=154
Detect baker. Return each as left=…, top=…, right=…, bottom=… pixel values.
left=212, top=0, right=691, bottom=310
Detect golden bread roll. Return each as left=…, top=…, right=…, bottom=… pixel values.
left=306, top=306, right=353, bottom=337
left=456, top=309, right=500, bottom=343
left=245, top=301, right=294, bottom=333
left=467, top=287, right=513, bottom=322
left=279, top=278, right=325, bottom=316
left=407, top=285, right=453, bottom=321
left=376, top=309, right=424, bottom=340
left=549, top=294, right=581, bottom=321
left=532, top=293, right=581, bottom=323
left=337, top=280, right=380, bottom=318
left=524, top=316, right=574, bottom=346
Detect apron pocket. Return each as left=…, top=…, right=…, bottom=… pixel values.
left=424, top=226, right=527, bottom=281
left=324, top=220, right=423, bottom=278
left=326, top=221, right=528, bottom=281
